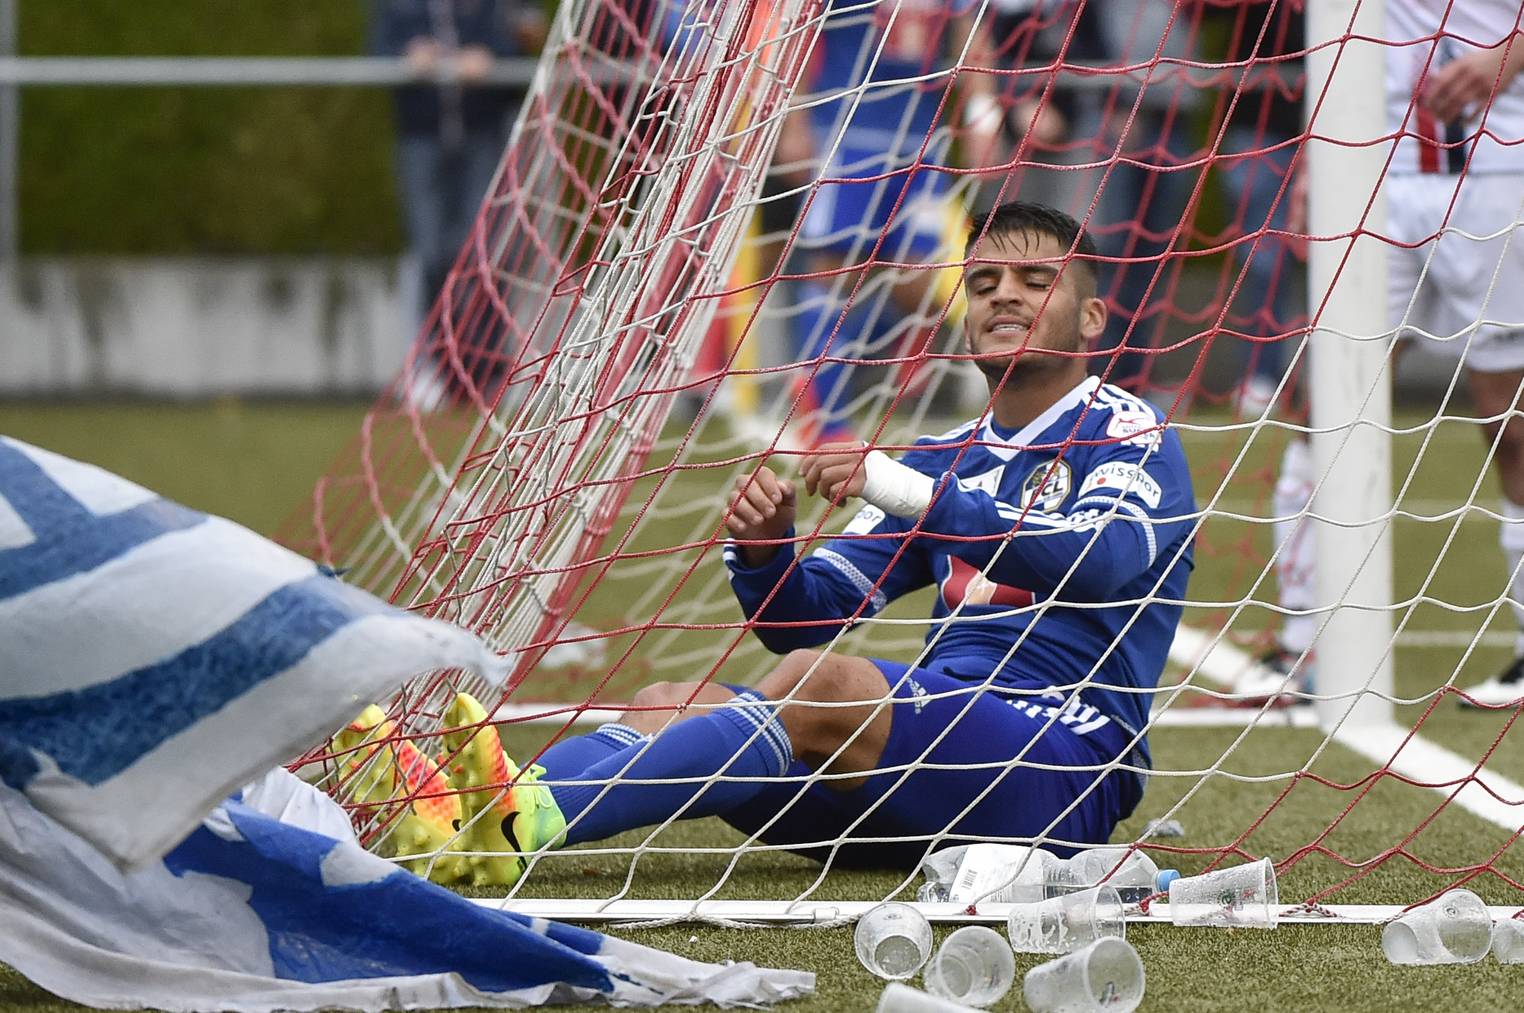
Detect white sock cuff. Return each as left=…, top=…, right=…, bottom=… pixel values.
left=1501, top=498, right=1524, bottom=552
left=594, top=722, right=648, bottom=747
left=1280, top=437, right=1313, bottom=480
left=1279, top=614, right=1318, bottom=655
left=722, top=690, right=795, bottom=773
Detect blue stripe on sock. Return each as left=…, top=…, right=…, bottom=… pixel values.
left=0, top=572, right=390, bottom=790
left=548, top=699, right=793, bottom=844
left=538, top=723, right=649, bottom=780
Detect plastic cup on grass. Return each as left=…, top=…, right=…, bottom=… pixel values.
left=875, top=981, right=982, bottom=1012
left=1166, top=857, right=1279, bottom=928
left=923, top=925, right=1014, bottom=1007
left=1007, top=885, right=1126, bottom=954
left=1381, top=889, right=1492, bottom=965
left=855, top=902, right=933, bottom=980
left=1022, top=936, right=1144, bottom=1013
left=1492, top=917, right=1524, bottom=963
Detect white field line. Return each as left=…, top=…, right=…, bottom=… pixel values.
left=1168, top=626, right=1513, bottom=692
left=1331, top=721, right=1524, bottom=833
left=469, top=897, right=1524, bottom=924
left=495, top=623, right=1511, bottom=731
left=1210, top=498, right=1490, bottom=520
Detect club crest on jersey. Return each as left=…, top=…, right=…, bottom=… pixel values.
left=1020, top=460, right=1072, bottom=512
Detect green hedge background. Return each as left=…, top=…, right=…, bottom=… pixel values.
left=13, top=3, right=1232, bottom=257
left=18, top=1, right=403, bottom=255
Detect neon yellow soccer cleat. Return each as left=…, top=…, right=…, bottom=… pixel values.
left=441, top=691, right=566, bottom=888
left=331, top=705, right=468, bottom=883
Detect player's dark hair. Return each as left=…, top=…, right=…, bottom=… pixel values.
left=966, top=201, right=1098, bottom=290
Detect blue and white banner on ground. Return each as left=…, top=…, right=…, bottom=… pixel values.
left=0, top=434, right=506, bottom=868
left=0, top=770, right=813, bottom=1010
left=0, top=437, right=814, bottom=1008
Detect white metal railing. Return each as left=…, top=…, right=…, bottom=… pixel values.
left=0, top=46, right=1301, bottom=261
left=0, top=56, right=542, bottom=87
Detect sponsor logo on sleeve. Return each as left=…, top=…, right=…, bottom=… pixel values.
left=1078, top=461, right=1162, bottom=509
left=842, top=503, right=887, bottom=535
left=1105, top=409, right=1162, bottom=447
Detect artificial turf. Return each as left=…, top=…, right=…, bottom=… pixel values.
left=1, top=398, right=1521, bottom=1011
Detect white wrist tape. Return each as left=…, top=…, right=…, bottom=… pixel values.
left=861, top=450, right=935, bottom=518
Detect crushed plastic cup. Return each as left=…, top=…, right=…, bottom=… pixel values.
left=1381, top=889, right=1492, bottom=965
left=1166, top=857, right=1279, bottom=928
left=1022, top=936, right=1145, bottom=1013
left=1007, top=885, right=1126, bottom=954
left=923, top=925, right=1015, bottom=1008
left=855, top=902, right=934, bottom=980
left=1492, top=917, right=1524, bottom=963
left=875, top=982, right=981, bottom=1012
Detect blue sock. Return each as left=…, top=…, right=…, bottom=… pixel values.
left=537, top=722, right=648, bottom=780
left=549, top=690, right=793, bottom=845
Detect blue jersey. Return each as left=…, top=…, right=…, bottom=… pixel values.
left=725, top=376, right=1196, bottom=766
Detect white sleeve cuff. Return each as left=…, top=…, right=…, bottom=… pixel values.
left=861, top=450, right=934, bottom=518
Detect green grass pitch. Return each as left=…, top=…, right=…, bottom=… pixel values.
left=0, top=398, right=1520, bottom=1011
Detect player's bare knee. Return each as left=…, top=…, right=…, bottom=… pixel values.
left=630, top=680, right=680, bottom=709
left=756, top=649, right=824, bottom=698
left=770, top=657, right=888, bottom=760
left=626, top=680, right=694, bottom=732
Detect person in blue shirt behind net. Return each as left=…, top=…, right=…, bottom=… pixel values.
left=425, top=200, right=1196, bottom=887
left=785, top=0, right=1000, bottom=444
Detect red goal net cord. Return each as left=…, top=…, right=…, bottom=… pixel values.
left=283, top=0, right=1524, bottom=910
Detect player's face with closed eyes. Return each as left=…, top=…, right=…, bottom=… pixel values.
left=962, top=229, right=1106, bottom=381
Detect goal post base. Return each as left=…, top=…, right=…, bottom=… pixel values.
left=470, top=898, right=1523, bottom=926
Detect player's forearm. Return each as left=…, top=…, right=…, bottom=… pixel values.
left=1504, top=31, right=1524, bottom=90
left=921, top=486, right=1155, bottom=600
left=724, top=545, right=870, bottom=648
left=990, top=517, right=1156, bottom=601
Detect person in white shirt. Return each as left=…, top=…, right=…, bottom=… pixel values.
left=1269, top=0, right=1524, bottom=708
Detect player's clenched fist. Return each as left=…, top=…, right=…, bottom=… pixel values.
left=725, top=466, right=797, bottom=566
left=799, top=442, right=869, bottom=502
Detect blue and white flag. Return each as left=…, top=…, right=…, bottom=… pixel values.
left=0, top=435, right=505, bottom=868
left=0, top=770, right=813, bottom=1010
left=0, top=438, right=814, bottom=1008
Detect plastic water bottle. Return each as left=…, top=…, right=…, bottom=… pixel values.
left=928, top=844, right=1179, bottom=906
left=945, top=844, right=1059, bottom=904
left=1064, top=848, right=1178, bottom=904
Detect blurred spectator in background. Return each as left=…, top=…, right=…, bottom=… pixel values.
left=786, top=0, right=1000, bottom=445
left=986, top=0, right=1199, bottom=395
left=372, top=0, right=546, bottom=323
left=1202, top=0, right=1305, bottom=416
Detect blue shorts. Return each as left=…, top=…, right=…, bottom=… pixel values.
left=721, top=662, right=1145, bottom=870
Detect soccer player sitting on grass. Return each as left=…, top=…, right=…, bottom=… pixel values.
left=350, top=201, right=1197, bottom=887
